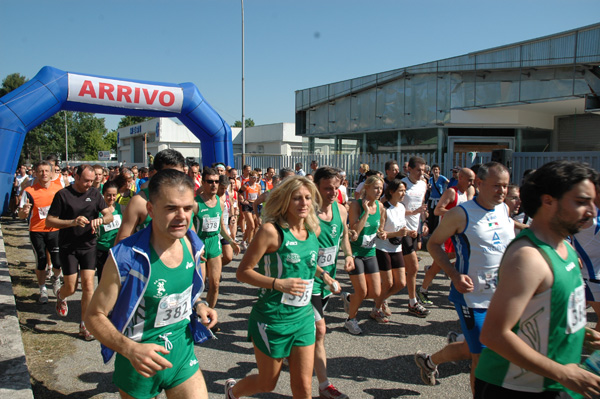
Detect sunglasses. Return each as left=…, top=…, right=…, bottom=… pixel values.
left=205, top=179, right=219, bottom=185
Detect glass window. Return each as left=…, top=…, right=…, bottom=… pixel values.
left=366, top=131, right=399, bottom=155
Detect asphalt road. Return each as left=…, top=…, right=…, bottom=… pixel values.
left=4, top=216, right=475, bottom=398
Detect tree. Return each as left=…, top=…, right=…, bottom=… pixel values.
left=118, top=116, right=153, bottom=128
left=104, top=130, right=118, bottom=152
left=0, top=73, right=28, bottom=97
left=233, top=118, right=255, bottom=128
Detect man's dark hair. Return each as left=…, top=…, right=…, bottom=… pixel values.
left=45, top=154, right=58, bottom=164
left=218, top=175, right=230, bottom=186
left=35, top=161, right=51, bottom=170
left=279, top=167, right=294, bottom=179
left=314, top=167, right=340, bottom=186
left=148, top=169, right=194, bottom=203
left=477, top=162, right=509, bottom=180
left=202, top=168, right=218, bottom=180
left=153, top=149, right=185, bottom=171
left=295, top=162, right=303, bottom=169
left=408, top=156, right=426, bottom=169
left=384, top=160, right=398, bottom=172
left=365, top=170, right=380, bottom=178
left=76, top=164, right=94, bottom=176
left=520, top=160, right=598, bottom=217
left=102, top=180, right=119, bottom=194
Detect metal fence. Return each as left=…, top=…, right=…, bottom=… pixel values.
left=234, top=153, right=437, bottom=188
left=235, top=151, right=600, bottom=186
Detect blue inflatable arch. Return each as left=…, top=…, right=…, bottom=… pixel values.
left=0, top=66, right=233, bottom=213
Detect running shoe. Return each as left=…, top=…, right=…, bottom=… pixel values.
left=369, top=308, right=389, bottom=323
left=414, top=351, right=438, bottom=385
left=38, top=287, right=48, bottom=304
left=417, top=288, right=433, bottom=305
left=55, top=291, right=68, bottom=317
left=319, top=384, right=349, bottom=399
left=344, top=318, right=362, bottom=335
left=51, top=275, right=62, bottom=297
left=79, top=324, right=95, bottom=341
left=381, top=300, right=392, bottom=317
left=408, top=302, right=430, bottom=318
left=224, top=378, right=237, bottom=399
left=341, top=292, right=351, bottom=314
left=447, top=330, right=465, bottom=344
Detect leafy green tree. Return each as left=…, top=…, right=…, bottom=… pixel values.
left=104, top=130, right=118, bottom=152
left=233, top=118, right=255, bottom=128
left=0, top=73, right=28, bottom=97
left=118, top=116, right=152, bottom=128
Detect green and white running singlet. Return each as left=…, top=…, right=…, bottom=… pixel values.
left=124, top=238, right=196, bottom=343
left=97, top=203, right=122, bottom=252
left=194, top=195, right=222, bottom=259
left=475, top=228, right=586, bottom=393
left=251, top=225, right=319, bottom=324
left=350, top=199, right=380, bottom=258
left=314, top=203, right=344, bottom=297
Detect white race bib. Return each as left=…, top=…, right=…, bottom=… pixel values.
left=103, top=214, right=122, bottom=232
left=154, top=285, right=193, bottom=327
left=202, top=216, right=220, bottom=232
left=248, top=192, right=258, bottom=201
left=37, top=206, right=50, bottom=220
left=566, top=285, right=587, bottom=334
left=361, top=233, right=377, bottom=248
left=318, top=246, right=338, bottom=268
left=281, top=279, right=314, bottom=307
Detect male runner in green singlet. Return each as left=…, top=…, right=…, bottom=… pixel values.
left=313, top=167, right=355, bottom=399
left=476, top=160, right=600, bottom=399
left=85, top=169, right=217, bottom=399
left=195, top=168, right=239, bottom=312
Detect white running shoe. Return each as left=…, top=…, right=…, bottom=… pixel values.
left=51, top=275, right=62, bottom=297
left=224, top=378, right=237, bottom=399
left=414, top=351, right=438, bottom=385
left=38, top=287, right=48, bottom=304
left=344, top=318, right=362, bottom=335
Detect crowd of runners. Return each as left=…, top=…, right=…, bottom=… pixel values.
left=10, top=149, right=600, bottom=399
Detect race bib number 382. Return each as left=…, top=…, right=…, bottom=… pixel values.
left=154, top=285, right=193, bottom=328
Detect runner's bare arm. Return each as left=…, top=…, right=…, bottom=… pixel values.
left=427, top=207, right=472, bottom=293
left=85, top=256, right=173, bottom=378
left=236, top=222, right=307, bottom=296
left=480, top=242, right=600, bottom=397
left=434, top=188, right=456, bottom=217
left=115, top=194, right=147, bottom=243
left=338, top=203, right=355, bottom=272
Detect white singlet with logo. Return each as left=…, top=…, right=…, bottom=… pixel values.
left=401, top=177, right=427, bottom=231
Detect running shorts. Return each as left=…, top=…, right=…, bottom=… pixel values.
left=349, top=256, right=379, bottom=276
left=247, top=313, right=316, bottom=359
left=113, top=328, right=198, bottom=399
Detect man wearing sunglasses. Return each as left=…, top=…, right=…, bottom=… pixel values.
left=195, top=168, right=239, bottom=328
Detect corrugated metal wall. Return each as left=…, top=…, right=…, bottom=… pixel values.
left=557, top=114, right=600, bottom=151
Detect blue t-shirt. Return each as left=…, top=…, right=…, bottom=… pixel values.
left=429, top=175, right=449, bottom=199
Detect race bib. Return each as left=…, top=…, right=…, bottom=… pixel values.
left=37, top=206, right=50, bottom=220
left=318, top=246, right=338, bottom=268
left=202, top=216, right=220, bottom=232
left=361, top=233, right=377, bottom=248
left=566, top=285, right=587, bottom=334
left=281, top=279, right=314, bottom=307
left=477, top=270, right=498, bottom=293
left=248, top=192, right=258, bottom=201
left=154, top=285, right=193, bottom=328
left=103, top=214, right=122, bottom=232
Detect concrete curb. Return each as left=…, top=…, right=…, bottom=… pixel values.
left=0, top=224, right=34, bottom=398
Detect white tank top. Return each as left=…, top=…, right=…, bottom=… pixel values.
left=401, top=177, right=427, bottom=231
left=450, top=199, right=515, bottom=308
left=375, top=202, right=406, bottom=253
left=573, top=209, right=600, bottom=280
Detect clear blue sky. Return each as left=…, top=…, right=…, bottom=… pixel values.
left=1, top=1, right=599, bottom=131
